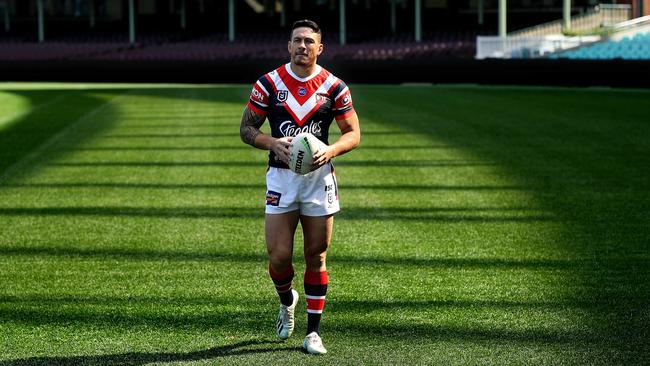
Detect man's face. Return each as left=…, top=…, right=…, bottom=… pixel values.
left=288, top=27, right=323, bottom=67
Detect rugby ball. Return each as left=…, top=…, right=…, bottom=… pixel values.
left=288, top=133, right=327, bottom=175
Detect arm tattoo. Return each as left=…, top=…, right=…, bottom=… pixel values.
left=239, top=107, right=266, bottom=147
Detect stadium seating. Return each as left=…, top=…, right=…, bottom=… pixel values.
left=551, top=31, right=650, bottom=60
left=0, top=30, right=477, bottom=61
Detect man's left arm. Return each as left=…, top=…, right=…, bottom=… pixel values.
left=312, top=112, right=360, bottom=167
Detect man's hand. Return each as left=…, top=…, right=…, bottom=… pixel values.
left=310, top=112, right=360, bottom=170
left=311, top=145, right=336, bottom=170
left=271, top=136, right=293, bottom=164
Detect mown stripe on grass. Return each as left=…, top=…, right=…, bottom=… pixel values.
left=0, top=182, right=531, bottom=191
left=0, top=91, right=129, bottom=183
left=0, top=206, right=555, bottom=222
left=4, top=245, right=637, bottom=271
left=0, top=85, right=647, bottom=365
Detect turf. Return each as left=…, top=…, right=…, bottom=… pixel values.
left=0, top=83, right=648, bottom=365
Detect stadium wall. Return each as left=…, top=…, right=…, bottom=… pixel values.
left=1, top=59, right=649, bottom=87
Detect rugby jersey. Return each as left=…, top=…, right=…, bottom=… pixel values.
left=247, top=63, right=355, bottom=168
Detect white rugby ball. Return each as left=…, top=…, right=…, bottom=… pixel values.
left=288, top=133, right=327, bottom=175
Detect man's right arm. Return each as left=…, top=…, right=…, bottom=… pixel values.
left=240, top=106, right=266, bottom=148
left=239, top=106, right=292, bottom=163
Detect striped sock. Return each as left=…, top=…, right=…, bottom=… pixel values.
left=304, top=270, right=328, bottom=335
left=269, top=265, right=295, bottom=306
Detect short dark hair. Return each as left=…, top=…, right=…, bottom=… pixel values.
left=291, top=19, right=321, bottom=38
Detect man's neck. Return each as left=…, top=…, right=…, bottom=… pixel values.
left=289, top=62, right=317, bottom=79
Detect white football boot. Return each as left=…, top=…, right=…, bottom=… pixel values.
left=276, top=289, right=299, bottom=340
left=303, top=332, right=327, bottom=355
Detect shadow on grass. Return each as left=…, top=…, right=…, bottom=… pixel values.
left=47, top=161, right=270, bottom=167
left=101, top=132, right=240, bottom=138
left=3, top=182, right=531, bottom=191
left=2, top=245, right=626, bottom=269
left=2, top=85, right=649, bottom=362
left=0, top=86, right=250, bottom=183
left=0, top=295, right=635, bottom=349
left=0, top=295, right=609, bottom=345
left=0, top=205, right=555, bottom=222
left=0, top=340, right=302, bottom=366
left=43, top=159, right=494, bottom=168
left=114, top=122, right=239, bottom=127
left=64, top=146, right=251, bottom=151
left=61, top=144, right=452, bottom=151
left=356, top=86, right=650, bottom=361
left=0, top=90, right=124, bottom=176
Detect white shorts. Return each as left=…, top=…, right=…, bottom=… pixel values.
left=265, top=163, right=340, bottom=216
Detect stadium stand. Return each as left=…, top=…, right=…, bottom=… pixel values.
left=476, top=4, right=648, bottom=61
left=0, top=30, right=477, bottom=61
left=1, top=1, right=648, bottom=87
left=551, top=31, right=650, bottom=59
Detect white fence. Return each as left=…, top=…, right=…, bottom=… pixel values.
left=476, top=3, right=636, bottom=59
left=476, top=35, right=600, bottom=59
left=508, top=4, right=631, bottom=38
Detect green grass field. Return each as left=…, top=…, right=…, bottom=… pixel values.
left=0, top=83, right=648, bottom=365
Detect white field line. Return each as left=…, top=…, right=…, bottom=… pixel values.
left=0, top=91, right=132, bottom=184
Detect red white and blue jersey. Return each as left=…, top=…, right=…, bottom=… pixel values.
left=247, top=63, right=355, bottom=168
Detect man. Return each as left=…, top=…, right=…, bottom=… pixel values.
left=239, top=19, right=360, bottom=355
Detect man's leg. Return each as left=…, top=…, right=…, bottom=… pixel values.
left=301, top=214, right=333, bottom=272
left=300, top=214, right=333, bottom=354
left=266, top=211, right=300, bottom=339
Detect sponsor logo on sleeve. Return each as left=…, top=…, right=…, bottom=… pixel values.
left=251, top=88, right=265, bottom=103
left=342, top=94, right=350, bottom=105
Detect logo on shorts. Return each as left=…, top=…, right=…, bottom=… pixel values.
left=277, top=90, right=288, bottom=102
left=325, top=184, right=334, bottom=204
left=266, top=190, right=281, bottom=206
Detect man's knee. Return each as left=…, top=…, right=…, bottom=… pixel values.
left=268, top=246, right=292, bottom=260
left=304, top=243, right=327, bottom=259
left=265, top=211, right=300, bottom=271
left=304, top=247, right=327, bottom=269
left=268, top=246, right=293, bottom=270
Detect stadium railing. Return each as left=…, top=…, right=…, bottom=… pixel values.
left=550, top=17, right=650, bottom=60
left=476, top=35, right=600, bottom=59
left=475, top=4, right=637, bottom=59
left=609, top=15, right=650, bottom=35
left=507, top=4, right=631, bottom=38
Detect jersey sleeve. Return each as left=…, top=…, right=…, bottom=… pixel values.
left=247, top=78, right=271, bottom=116
left=331, top=81, right=355, bottom=121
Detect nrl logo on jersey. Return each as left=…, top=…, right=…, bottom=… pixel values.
left=277, top=90, right=288, bottom=102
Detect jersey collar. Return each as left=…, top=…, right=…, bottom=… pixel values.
left=285, top=63, right=323, bottom=82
